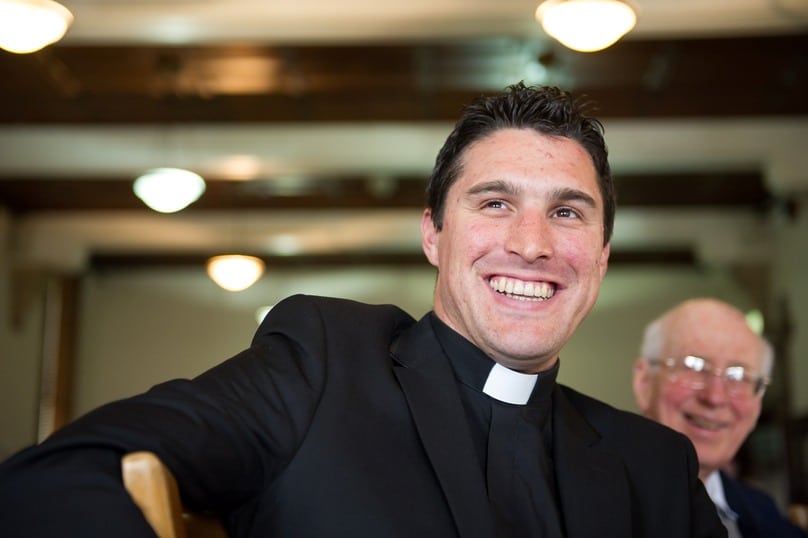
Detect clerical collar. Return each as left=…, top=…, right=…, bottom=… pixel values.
left=428, top=312, right=558, bottom=406
left=481, top=363, right=536, bottom=404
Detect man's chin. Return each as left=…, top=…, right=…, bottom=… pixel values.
left=693, top=450, right=728, bottom=474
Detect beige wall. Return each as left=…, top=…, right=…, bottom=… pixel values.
left=0, top=211, right=43, bottom=459
left=773, top=192, right=808, bottom=414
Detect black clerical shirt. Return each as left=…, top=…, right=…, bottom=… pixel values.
left=429, top=313, right=565, bottom=538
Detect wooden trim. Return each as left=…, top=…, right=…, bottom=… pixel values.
left=36, top=275, right=78, bottom=441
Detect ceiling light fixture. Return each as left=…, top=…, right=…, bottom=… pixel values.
left=133, top=167, right=206, bottom=213
left=0, top=0, right=73, bottom=54
left=536, top=0, right=637, bottom=53
left=206, top=255, right=265, bottom=292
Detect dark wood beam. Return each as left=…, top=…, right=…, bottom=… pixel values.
left=0, top=171, right=771, bottom=214
left=1, top=34, right=805, bottom=124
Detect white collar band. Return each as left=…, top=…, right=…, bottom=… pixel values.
left=482, top=363, right=538, bottom=405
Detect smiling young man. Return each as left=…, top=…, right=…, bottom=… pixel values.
left=633, top=298, right=806, bottom=537
left=1, top=84, right=725, bottom=537
left=421, top=128, right=609, bottom=374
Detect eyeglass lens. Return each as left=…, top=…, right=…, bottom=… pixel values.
left=669, top=355, right=762, bottom=397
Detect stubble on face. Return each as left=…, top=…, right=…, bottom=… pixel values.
left=422, top=128, right=609, bottom=372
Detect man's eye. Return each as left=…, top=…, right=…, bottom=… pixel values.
left=483, top=200, right=505, bottom=209
left=725, top=367, right=746, bottom=382
left=553, top=207, right=579, bottom=219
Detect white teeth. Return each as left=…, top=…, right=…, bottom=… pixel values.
left=688, top=415, right=722, bottom=431
left=489, top=277, right=555, bottom=301
left=505, top=279, right=514, bottom=294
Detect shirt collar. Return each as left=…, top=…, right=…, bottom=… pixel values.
left=428, top=312, right=558, bottom=406
left=704, top=471, right=739, bottom=521
left=482, top=363, right=537, bottom=404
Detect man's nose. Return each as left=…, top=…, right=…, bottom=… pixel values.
left=696, top=373, right=729, bottom=405
left=505, top=211, right=554, bottom=262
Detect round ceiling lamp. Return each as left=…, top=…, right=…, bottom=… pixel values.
left=0, top=0, right=74, bottom=54
left=133, top=167, right=206, bottom=213
left=206, top=255, right=265, bottom=292
left=536, top=0, right=637, bottom=53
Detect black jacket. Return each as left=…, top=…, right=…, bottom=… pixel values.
left=721, top=471, right=806, bottom=538
left=0, top=294, right=726, bottom=537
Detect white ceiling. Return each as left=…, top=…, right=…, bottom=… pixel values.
left=57, top=0, right=808, bottom=44
left=2, top=0, right=808, bottom=271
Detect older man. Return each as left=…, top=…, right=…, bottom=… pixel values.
left=633, top=298, right=806, bottom=538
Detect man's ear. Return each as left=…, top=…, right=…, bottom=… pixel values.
left=598, top=242, right=610, bottom=280
left=632, top=358, right=652, bottom=414
left=421, top=209, right=439, bottom=268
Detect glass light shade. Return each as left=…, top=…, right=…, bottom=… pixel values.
left=0, top=0, right=73, bottom=54
left=133, top=167, right=206, bottom=213
left=206, top=255, right=265, bottom=292
left=536, top=0, right=636, bottom=53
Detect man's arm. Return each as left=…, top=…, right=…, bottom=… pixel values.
left=0, top=295, right=334, bottom=536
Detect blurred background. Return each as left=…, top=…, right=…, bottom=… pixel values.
left=1, top=0, right=807, bottom=512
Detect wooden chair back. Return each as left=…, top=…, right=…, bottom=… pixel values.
left=790, top=503, right=808, bottom=532
left=122, top=451, right=227, bottom=538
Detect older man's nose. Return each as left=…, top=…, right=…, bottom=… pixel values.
left=696, top=373, right=730, bottom=405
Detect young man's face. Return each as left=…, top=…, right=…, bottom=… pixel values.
left=422, top=128, right=610, bottom=373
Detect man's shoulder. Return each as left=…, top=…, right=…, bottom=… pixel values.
left=557, top=384, right=690, bottom=447
left=722, top=472, right=808, bottom=537
left=255, top=294, right=417, bottom=340
left=275, top=293, right=412, bottom=317
left=722, top=471, right=786, bottom=512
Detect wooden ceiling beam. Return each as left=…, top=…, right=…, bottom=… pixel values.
left=0, top=172, right=771, bottom=214
left=1, top=35, right=805, bottom=123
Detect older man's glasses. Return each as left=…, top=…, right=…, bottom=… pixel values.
left=649, top=355, right=769, bottom=399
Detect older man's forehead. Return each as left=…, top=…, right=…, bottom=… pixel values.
left=664, top=314, right=764, bottom=368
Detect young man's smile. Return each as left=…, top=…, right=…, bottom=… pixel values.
left=422, top=127, right=610, bottom=373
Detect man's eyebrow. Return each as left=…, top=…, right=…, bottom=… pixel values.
left=551, top=187, right=598, bottom=208
left=464, top=182, right=600, bottom=208
left=465, top=180, right=519, bottom=197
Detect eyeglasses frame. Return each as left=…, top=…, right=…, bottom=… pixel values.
left=647, top=355, right=769, bottom=398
